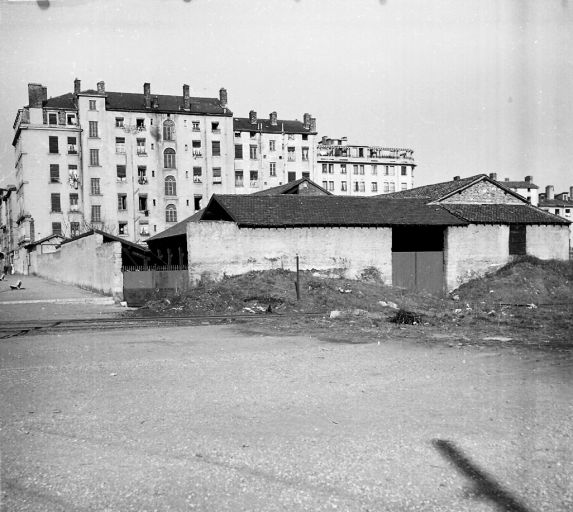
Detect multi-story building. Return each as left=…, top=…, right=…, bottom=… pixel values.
left=489, top=173, right=539, bottom=205
left=10, top=80, right=234, bottom=246
left=316, top=136, right=416, bottom=195
left=538, top=185, right=573, bottom=248
left=232, top=111, right=317, bottom=192
left=0, top=185, right=18, bottom=269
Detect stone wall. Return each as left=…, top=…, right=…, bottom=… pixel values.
left=440, top=181, right=523, bottom=204
left=187, top=221, right=392, bottom=284
left=30, top=233, right=123, bottom=298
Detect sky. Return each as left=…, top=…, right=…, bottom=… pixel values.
left=1, top=0, right=572, bottom=192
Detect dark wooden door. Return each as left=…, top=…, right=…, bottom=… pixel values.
left=392, top=251, right=444, bottom=296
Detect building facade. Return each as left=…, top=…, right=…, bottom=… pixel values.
left=316, top=136, right=416, bottom=196
left=10, top=80, right=234, bottom=247
left=232, top=111, right=317, bottom=193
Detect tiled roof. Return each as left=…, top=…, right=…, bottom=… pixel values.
left=147, top=209, right=204, bottom=242
left=61, top=229, right=151, bottom=251
left=252, top=178, right=331, bottom=196
left=24, top=234, right=66, bottom=248
left=539, top=199, right=573, bottom=207
left=501, top=181, right=539, bottom=189
left=42, top=91, right=231, bottom=116
left=202, top=195, right=467, bottom=227
left=234, top=117, right=316, bottom=134
left=441, top=204, right=570, bottom=225
left=381, top=175, right=485, bottom=201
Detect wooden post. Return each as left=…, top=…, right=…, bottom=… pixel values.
left=294, top=254, right=301, bottom=300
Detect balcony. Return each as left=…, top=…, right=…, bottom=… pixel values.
left=138, top=178, right=148, bottom=185
left=211, top=129, right=221, bottom=134
left=213, top=177, right=222, bottom=184
left=193, top=176, right=202, bottom=183
left=67, top=145, right=78, bottom=155
left=192, top=150, right=203, bottom=158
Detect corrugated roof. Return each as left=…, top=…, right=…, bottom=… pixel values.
left=252, top=177, right=331, bottom=196
left=501, top=181, right=539, bottom=190
left=147, top=209, right=204, bottom=242
left=381, top=175, right=485, bottom=201
left=441, top=204, right=570, bottom=225
left=234, top=117, right=316, bottom=134
left=201, top=195, right=467, bottom=227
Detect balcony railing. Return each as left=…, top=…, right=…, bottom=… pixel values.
left=193, top=176, right=202, bottom=183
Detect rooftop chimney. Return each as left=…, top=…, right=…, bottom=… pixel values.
left=183, top=84, right=190, bottom=109
left=525, top=175, right=532, bottom=183
left=74, top=78, right=81, bottom=95
left=249, top=110, right=257, bottom=124
left=152, top=96, right=159, bottom=109
left=453, top=176, right=460, bottom=181
left=96, top=81, right=105, bottom=94
left=489, top=172, right=497, bottom=180
left=144, top=83, right=151, bottom=109
left=303, top=113, right=311, bottom=130
left=310, top=117, right=316, bottom=132
left=28, top=83, right=46, bottom=108
left=570, top=186, right=573, bottom=200
left=269, top=111, right=278, bottom=126
left=219, top=87, right=227, bottom=108
left=546, top=185, right=554, bottom=200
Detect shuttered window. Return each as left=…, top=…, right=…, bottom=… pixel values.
left=509, top=225, right=526, bottom=255
left=50, top=164, right=59, bottom=182
left=52, top=222, right=62, bottom=236
left=212, top=141, right=221, bottom=156
left=91, top=205, right=101, bottom=222
left=90, top=149, right=99, bottom=166
left=234, top=144, right=243, bottom=159
left=89, top=121, right=98, bottom=137
left=48, top=136, right=59, bottom=154
left=50, top=193, right=61, bottom=212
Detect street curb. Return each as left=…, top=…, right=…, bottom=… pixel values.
left=0, top=297, right=116, bottom=305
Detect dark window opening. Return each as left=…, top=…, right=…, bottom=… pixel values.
left=509, top=225, right=526, bottom=255
left=392, top=226, right=444, bottom=252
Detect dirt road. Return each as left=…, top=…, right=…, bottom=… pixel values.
left=1, top=325, right=571, bottom=511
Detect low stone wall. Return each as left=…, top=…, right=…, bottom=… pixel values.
left=30, top=233, right=123, bottom=299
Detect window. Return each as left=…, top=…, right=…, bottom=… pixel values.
left=302, top=147, right=309, bottom=161
left=328, top=164, right=334, bottom=174
left=250, top=145, right=258, bottom=160
left=235, top=171, right=244, bottom=187
left=116, top=165, right=127, bottom=181
left=288, top=134, right=295, bottom=140
left=211, top=122, right=220, bottom=133
left=359, top=182, right=365, bottom=192
left=48, top=112, right=58, bottom=125
left=250, top=131, right=257, bottom=139
left=353, top=182, right=359, bottom=192
left=322, top=164, right=328, bottom=174
left=359, top=165, right=365, bottom=175
left=49, top=136, right=59, bottom=154
left=192, top=121, right=200, bottom=132
left=555, top=208, right=561, bottom=215
left=384, top=166, right=390, bottom=176
left=139, top=195, right=148, bottom=212
left=90, top=178, right=101, bottom=195
left=340, top=164, right=347, bottom=174
left=509, top=225, right=526, bottom=255
left=115, top=137, right=126, bottom=154
left=287, top=147, right=295, bottom=162
left=140, top=223, right=150, bottom=236
left=50, top=164, right=60, bottom=183
left=50, top=193, right=61, bottom=212
left=389, top=182, right=396, bottom=192
left=165, top=204, right=177, bottom=223
left=69, top=193, right=79, bottom=211
left=164, top=148, right=176, bottom=168
left=67, top=114, right=77, bottom=125
left=401, top=166, right=408, bottom=176
left=89, top=121, right=98, bottom=138
left=341, top=181, right=347, bottom=191
left=250, top=170, right=259, bottom=184
left=371, top=182, right=378, bottom=192
left=234, top=131, right=241, bottom=138
left=353, top=165, right=359, bottom=175
left=89, top=100, right=96, bottom=110
left=302, top=134, right=308, bottom=141
left=302, top=171, right=310, bottom=178
left=323, top=181, right=328, bottom=189
left=163, top=120, right=175, bottom=141
left=136, top=118, right=145, bottom=130
left=67, top=137, right=77, bottom=154
left=235, top=144, right=243, bottom=159
left=358, top=148, right=364, bottom=157
left=383, top=182, right=389, bottom=193
left=91, top=205, right=101, bottom=222
left=118, top=194, right=127, bottom=210
left=401, top=182, right=407, bottom=190
left=193, top=168, right=202, bottom=183
left=138, top=166, right=147, bottom=184
left=165, top=175, right=177, bottom=195
left=137, top=138, right=146, bottom=155
left=372, top=165, right=377, bottom=175
left=70, top=222, right=80, bottom=237
left=328, top=181, right=334, bottom=191
left=115, top=117, right=124, bottom=128
left=89, top=149, right=99, bottom=166
left=388, top=166, right=395, bottom=176
left=194, top=196, right=202, bottom=211
left=118, top=222, right=128, bottom=236
left=212, top=141, right=221, bottom=156
left=269, top=140, right=276, bottom=151
left=52, top=222, right=62, bottom=236
left=213, top=167, right=222, bottom=183
left=269, top=162, right=276, bottom=177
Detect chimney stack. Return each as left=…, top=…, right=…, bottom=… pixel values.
left=570, top=186, right=573, bottom=200
left=144, top=83, right=151, bottom=109
left=525, top=175, right=533, bottom=183
left=453, top=176, right=460, bottom=181
left=183, top=84, right=190, bottom=109
left=28, top=83, right=46, bottom=108
left=269, top=111, right=278, bottom=126
left=303, top=113, right=311, bottom=130
left=546, top=185, right=554, bottom=200
left=489, top=172, right=497, bottom=180
left=74, top=78, right=81, bottom=95
left=152, top=96, right=159, bottom=109
left=96, top=81, right=105, bottom=94
left=310, top=117, right=316, bottom=132
left=249, top=110, right=257, bottom=124
left=219, top=87, right=227, bottom=108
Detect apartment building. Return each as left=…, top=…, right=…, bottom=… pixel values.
left=489, top=173, right=539, bottom=205
left=9, top=80, right=234, bottom=247
left=232, top=111, right=317, bottom=192
left=316, top=137, right=416, bottom=196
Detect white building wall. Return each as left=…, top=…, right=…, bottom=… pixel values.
left=187, top=222, right=392, bottom=284
left=526, top=225, right=570, bottom=259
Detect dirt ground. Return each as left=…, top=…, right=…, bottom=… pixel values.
left=1, top=324, right=572, bottom=511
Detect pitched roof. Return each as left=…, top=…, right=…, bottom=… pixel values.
left=24, top=234, right=66, bottom=248
left=201, top=195, right=467, bottom=227
left=441, top=204, right=570, bottom=225
left=539, top=199, right=573, bottom=207
left=61, top=229, right=151, bottom=251
left=233, top=117, right=316, bottom=134
left=252, top=177, right=331, bottom=196
left=42, top=91, right=231, bottom=116
left=146, top=209, right=204, bottom=242
left=381, top=175, right=485, bottom=201
left=501, top=180, right=539, bottom=190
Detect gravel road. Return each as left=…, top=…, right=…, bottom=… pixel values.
left=1, top=325, right=571, bottom=511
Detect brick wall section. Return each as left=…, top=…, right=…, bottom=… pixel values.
left=29, top=233, right=123, bottom=298
left=187, top=221, right=392, bottom=284
left=440, top=181, right=523, bottom=204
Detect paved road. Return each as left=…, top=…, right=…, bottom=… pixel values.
left=1, top=325, right=571, bottom=511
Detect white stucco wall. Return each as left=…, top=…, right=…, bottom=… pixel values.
left=187, top=221, right=392, bottom=284
left=30, top=233, right=123, bottom=298
left=526, top=225, right=570, bottom=260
